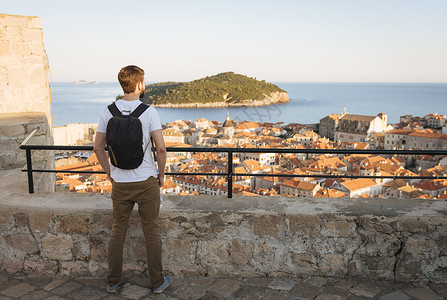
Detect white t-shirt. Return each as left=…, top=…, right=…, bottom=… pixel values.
left=97, top=99, right=162, bottom=183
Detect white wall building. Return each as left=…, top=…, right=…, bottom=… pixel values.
left=334, top=113, right=388, bottom=143
left=163, top=128, right=185, bottom=144
left=240, top=152, right=276, bottom=167
left=53, top=123, right=97, bottom=146
left=336, top=178, right=382, bottom=197
left=424, top=114, right=446, bottom=129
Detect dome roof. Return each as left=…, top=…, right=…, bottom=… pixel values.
left=223, top=112, right=234, bottom=128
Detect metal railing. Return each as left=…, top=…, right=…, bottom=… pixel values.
left=20, top=128, right=447, bottom=197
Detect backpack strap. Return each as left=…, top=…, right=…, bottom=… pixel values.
left=131, top=103, right=150, bottom=118
left=151, top=137, right=157, bottom=163
left=107, top=103, right=121, bottom=117
left=132, top=103, right=156, bottom=163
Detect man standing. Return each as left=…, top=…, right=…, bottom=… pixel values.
left=94, top=65, right=172, bottom=294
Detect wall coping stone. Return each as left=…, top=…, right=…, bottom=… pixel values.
left=0, top=112, right=48, bottom=126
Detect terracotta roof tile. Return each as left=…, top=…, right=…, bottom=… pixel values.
left=314, top=188, right=346, bottom=198
left=340, top=114, right=376, bottom=122
left=415, top=179, right=447, bottom=191
left=341, top=178, right=377, bottom=191
left=386, top=129, right=416, bottom=135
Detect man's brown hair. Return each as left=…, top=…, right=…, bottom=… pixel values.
left=118, top=65, right=145, bottom=94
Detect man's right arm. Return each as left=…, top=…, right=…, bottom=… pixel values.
left=93, top=132, right=111, bottom=180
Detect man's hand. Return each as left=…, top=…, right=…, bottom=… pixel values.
left=106, top=172, right=113, bottom=183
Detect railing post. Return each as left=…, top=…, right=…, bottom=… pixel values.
left=25, top=149, right=34, bottom=193
left=227, top=150, right=233, bottom=198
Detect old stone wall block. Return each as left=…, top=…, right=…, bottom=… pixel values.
left=41, top=233, right=73, bottom=261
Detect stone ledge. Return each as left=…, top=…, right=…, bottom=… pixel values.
left=2, top=169, right=446, bottom=218
left=0, top=112, right=49, bottom=127
left=0, top=169, right=446, bottom=282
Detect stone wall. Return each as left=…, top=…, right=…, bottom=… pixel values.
left=0, top=14, right=52, bottom=121
left=0, top=14, right=54, bottom=191
left=0, top=113, right=54, bottom=191
left=0, top=180, right=446, bottom=283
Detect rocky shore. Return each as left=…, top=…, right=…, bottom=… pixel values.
left=152, top=91, right=289, bottom=108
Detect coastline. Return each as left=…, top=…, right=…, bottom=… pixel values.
left=151, top=92, right=289, bottom=108
left=51, top=82, right=447, bottom=127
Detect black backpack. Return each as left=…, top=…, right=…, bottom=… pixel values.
left=106, top=103, right=150, bottom=170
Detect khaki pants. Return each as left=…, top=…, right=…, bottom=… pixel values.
left=107, top=176, right=163, bottom=288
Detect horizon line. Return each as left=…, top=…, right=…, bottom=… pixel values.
left=53, top=81, right=447, bottom=84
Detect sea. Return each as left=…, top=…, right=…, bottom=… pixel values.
left=51, top=82, right=447, bottom=127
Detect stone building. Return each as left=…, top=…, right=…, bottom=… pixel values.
left=222, top=113, right=235, bottom=138
left=291, top=130, right=320, bottom=146
left=382, top=179, right=420, bottom=198
left=424, top=113, right=446, bottom=129
left=414, top=179, right=447, bottom=197
left=384, top=129, right=447, bottom=150
left=334, top=113, right=389, bottom=143
left=405, top=132, right=447, bottom=150
left=194, top=118, right=210, bottom=129
left=399, top=113, right=447, bottom=129
left=335, top=178, right=382, bottom=197
left=240, top=151, right=276, bottom=167
left=280, top=179, right=320, bottom=197
left=319, top=114, right=340, bottom=140
left=384, top=129, right=415, bottom=149
left=162, top=128, right=185, bottom=144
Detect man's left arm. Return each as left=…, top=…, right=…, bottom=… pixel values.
left=151, top=129, right=166, bottom=187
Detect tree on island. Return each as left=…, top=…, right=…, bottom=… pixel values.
left=136, top=72, right=287, bottom=105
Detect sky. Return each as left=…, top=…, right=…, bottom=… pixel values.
left=2, top=0, right=447, bottom=83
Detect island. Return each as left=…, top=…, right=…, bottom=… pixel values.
left=73, top=80, right=99, bottom=84
left=125, top=72, right=289, bottom=108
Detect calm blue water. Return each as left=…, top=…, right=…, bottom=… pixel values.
left=51, top=82, right=447, bottom=127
